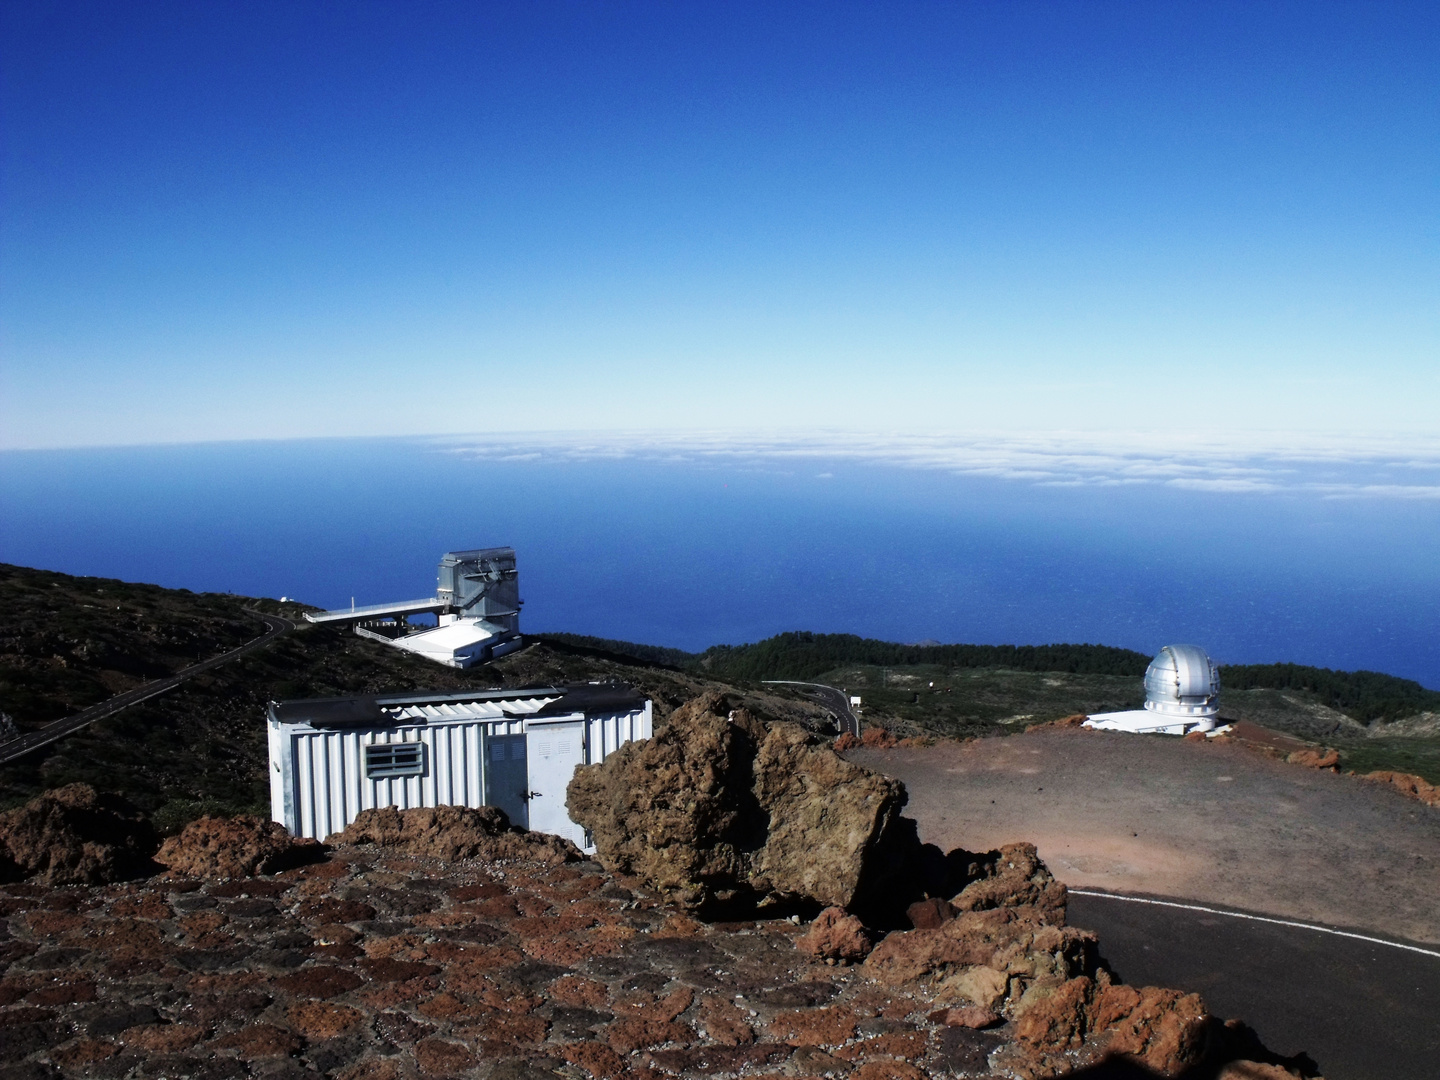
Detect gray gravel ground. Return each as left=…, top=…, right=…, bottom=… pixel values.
left=851, top=728, right=1440, bottom=945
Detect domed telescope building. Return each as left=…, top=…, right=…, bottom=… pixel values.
left=1083, top=644, right=1225, bottom=736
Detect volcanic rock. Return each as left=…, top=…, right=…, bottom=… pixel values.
left=863, top=843, right=1095, bottom=1020
left=0, top=783, right=156, bottom=885
left=1008, top=975, right=1212, bottom=1077
left=796, top=906, right=874, bottom=962
left=154, top=815, right=317, bottom=878
left=566, top=692, right=910, bottom=912
left=1362, top=770, right=1440, bottom=808
left=951, top=842, right=1068, bottom=923
left=1286, top=748, right=1340, bottom=771
left=906, top=896, right=956, bottom=929
left=330, top=804, right=581, bottom=864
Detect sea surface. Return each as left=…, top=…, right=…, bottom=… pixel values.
left=1, top=433, right=1438, bottom=688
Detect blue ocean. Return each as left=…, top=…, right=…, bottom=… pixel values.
left=2, top=434, right=1437, bottom=688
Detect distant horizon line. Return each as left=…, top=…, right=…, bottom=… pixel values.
left=7, top=428, right=1437, bottom=499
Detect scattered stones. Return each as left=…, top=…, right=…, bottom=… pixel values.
left=330, top=804, right=582, bottom=865
left=0, top=784, right=157, bottom=886
left=154, top=815, right=316, bottom=879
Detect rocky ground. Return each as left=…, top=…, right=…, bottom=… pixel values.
left=0, top=830, right=1309, bottom=1080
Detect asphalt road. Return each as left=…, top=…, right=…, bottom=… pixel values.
left=1067, top=890, right=1440, bottom=1080
left=0, top=611, right=295, bottom=766
left=763, top=680, right=860, bottom=737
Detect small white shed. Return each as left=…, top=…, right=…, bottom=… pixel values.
left=267, top=684, right=651, bottom=851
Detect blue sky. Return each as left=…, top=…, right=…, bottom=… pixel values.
left=2, top=1, right=1437, bottom=449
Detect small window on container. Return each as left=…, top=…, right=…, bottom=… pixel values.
left=365, top=742, right=426, bottom=779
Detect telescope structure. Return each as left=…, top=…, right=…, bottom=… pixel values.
left=1084, top=644, right=1223, bottom=735
left=304, top=547, right=523, bottom=669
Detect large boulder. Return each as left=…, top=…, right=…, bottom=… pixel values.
left=566, top=692, right=910, bottom=913
left=154, top=815, right=319, bottom=878
left=0, top=783, right=157, bottom=885
left=330, top=804, right=581, bottom=865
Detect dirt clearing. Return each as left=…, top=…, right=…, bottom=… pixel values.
left=851, top=728, right=1440, bottom=945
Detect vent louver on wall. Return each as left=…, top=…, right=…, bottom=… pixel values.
left=364, top=742, right=426, bottom=779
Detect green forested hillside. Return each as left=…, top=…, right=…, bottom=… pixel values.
left=695, top=632, right=1151, bottom=682
left=1219, top=663, right=1440, bottom=724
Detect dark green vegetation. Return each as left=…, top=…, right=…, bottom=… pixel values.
left=1221, top=662, right=1440, bottom=724
left=3, top=563, right=1437, bottom=818
left=0, top=564, right=825, bottom=826
left=695, top=631, right=1152, bottom=682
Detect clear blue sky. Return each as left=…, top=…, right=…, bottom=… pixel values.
left=2, top=1, right=1437, bottom=449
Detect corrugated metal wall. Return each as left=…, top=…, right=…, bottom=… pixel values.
left=585, top=704, right=653, bottom=764
left=285, top=719, right=525, bottom=841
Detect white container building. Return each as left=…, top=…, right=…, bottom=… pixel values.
left=267, top=684, right=651, bottom=851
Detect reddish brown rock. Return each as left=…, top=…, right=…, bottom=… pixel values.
left=1286, top=748, right=1340, bottom=771
left=154, top=815, right=314, bottom=878
left=414, top=1037, right=479, bottom=1074
left=834, top=732, right=861, bottom=751
left=0, top=784, right=156, bottom=885
left=905, top=897, right=955, bottom=929
left=1094, top=983, right=1210, bottom=1075
left=330, top=804, right=581, bottom=864
left=951, top=842, right=1067, bottom=923
left=928, top=1005, right=1001, bottom=1029
left=1009, top=975, right=1212, bottom=1077
left=1362, top=770, right=1440, bottom=808
left=50, top=1038, right=118, bottom=1067
left=286, top=1002, right=364, bottom=1039
left=606, top=1015, right=695, bottom=1053
left=859, top=726, right=899, bottom=749
left=1012, top=975, right=1094, bottom=1050
left=567, top=691, right=910, bottom=912
left=797, top=907, right=874, bottom=962
left=117, top=1023, right=204, bottom=1053
left=274, top=965, right=365, bottom=999
left=560, top=1040, right=627, bottom=1078
left=768, top=1005, right=859, bottom=1047
left=212, top=1022, right=305, bottom=1057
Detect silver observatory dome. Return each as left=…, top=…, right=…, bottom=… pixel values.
left=1143, top=644, right=1220, bottom=720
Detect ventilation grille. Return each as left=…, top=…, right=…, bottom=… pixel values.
left=365, top=742, right=426, bottom=779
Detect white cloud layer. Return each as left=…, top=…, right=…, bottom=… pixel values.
left=437, top=429, right=1440, bottom=499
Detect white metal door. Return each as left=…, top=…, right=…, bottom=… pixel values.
left=524, top=720, right=586, bottom=849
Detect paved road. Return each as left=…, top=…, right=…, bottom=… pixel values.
left=1067, top=890, right=1440, bottom=1080
left=763, top=680, right=859, bottom=737
left=0, top=612, right=295, bottom=766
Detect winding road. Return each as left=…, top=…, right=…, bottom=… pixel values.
left=763, top=680, right=860, bottom=737
left=0, top=611, right=295, bottom=766
left=850, top=731, right=1440, bottom=1080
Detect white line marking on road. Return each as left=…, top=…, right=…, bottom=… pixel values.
left=1069, top=889, right=1440, bottom=959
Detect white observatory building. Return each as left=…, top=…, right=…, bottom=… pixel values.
left=304, top=547, right=523, bottom=669
left=1084, top=644, right=1223, bottom=735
